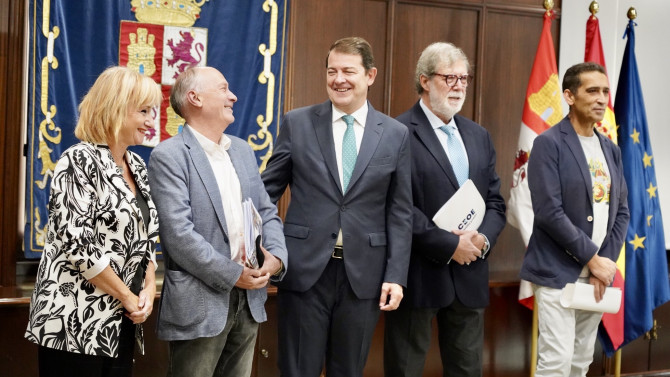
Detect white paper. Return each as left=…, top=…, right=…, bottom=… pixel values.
left=432, top=179, right=486, bottom=232
left=243, top=198, right=263, bottom=269
left=560, top=282, right=622, bottom=313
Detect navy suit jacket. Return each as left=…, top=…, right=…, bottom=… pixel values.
left=262, top=100, right=413, bottom=299
left=520, top=117, right=629, bottom=289
left=398, top=101, right=506, bottom=309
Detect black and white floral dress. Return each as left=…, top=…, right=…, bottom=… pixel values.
left=25, top=142, right=159, bottom=357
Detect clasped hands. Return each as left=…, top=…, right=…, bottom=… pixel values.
left=451, top=229, right=485, bottom=265
left=235, top=245, right=282, bottom=290
left=587, top=254, right=617, bottom=302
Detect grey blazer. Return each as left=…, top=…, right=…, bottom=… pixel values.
left=148, top=125, right=287, bottom=341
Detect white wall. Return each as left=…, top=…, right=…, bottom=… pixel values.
left=559, top=0, right=670, bottom=248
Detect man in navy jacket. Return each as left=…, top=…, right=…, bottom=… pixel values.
left=520, top=62, right=629, bottom=376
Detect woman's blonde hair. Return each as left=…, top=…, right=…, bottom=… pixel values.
left=75, top=66, right=162, bottom=144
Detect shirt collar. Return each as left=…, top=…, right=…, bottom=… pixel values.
left=332, top=101, right=368, bottom=128
left=189, top=124, right=231, bottom=154
left=419, top=99, right=457, bottom=131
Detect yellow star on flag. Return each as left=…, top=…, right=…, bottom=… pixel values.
left=643, top=152, right=653, bottom=168
left=629, top=234, right=646, bottom=250
left=630, top=128, right=640, bottom=143
left=647, top=215, right=653, bottom=227
left=647, top=182, right=658, bottom=198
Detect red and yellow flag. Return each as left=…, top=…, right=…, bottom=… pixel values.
left=585, top=15, right=618, bottom=142
left=508, top=10, right=562, bottom=309
left=585, top=12, right=625, bottom=352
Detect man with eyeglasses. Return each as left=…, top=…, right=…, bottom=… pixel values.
left=384, top=42, right=506, bottom=377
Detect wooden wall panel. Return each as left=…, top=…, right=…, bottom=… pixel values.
left=286, top=0, right=389, bottom=112
left=0, top=0, right=25, bottom=287
left=389, top=2, right=480, bottom=119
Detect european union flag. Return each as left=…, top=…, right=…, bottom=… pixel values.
left=615, top=19, right=670, bottom=351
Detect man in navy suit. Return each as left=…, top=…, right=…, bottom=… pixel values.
left=520, top=62, right=629, bottom=376
left=262, top=37, right=412, bottom=377
left=383, top=42, right=506, bottom=377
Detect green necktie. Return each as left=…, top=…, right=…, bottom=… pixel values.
left=342, top=115, right=357, bottom=193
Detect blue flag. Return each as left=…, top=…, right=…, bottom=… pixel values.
left=615, top=19, right=670, bottom=350
left=25, top=1, right=289, bottom=257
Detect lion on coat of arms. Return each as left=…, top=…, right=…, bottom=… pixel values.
left=167, top=30, right=205, bottom=79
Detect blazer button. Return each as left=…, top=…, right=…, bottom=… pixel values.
left=587, top=216, right=593, bottom=222
left=331, top=233, right=337, bottom=239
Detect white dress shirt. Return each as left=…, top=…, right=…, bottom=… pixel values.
left=191, top=126, right=245, bottom=265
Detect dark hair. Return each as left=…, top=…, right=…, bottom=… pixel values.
left=562, top=62, right=607, bottom=95
left=326, top=37, right=375, bottom=72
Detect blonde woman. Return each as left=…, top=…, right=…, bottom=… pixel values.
left=25, top=66, right=162, bottom=377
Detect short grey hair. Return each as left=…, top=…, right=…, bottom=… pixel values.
left=414, top=42, right=470, bottom=95
left=170, top=66, right=205, bottom=118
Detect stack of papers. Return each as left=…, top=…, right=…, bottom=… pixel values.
left=243, top=198, right=264, bottom=269
left=560, top=282, right=622, bottom=313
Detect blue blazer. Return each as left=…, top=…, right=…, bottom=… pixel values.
left=397, top=102, right=506, bottom=309
left=520, top=117, right=629, bottom=289
left=148, top=125, right=287, bottom=341
left=262, top=100, right=413, bottom=299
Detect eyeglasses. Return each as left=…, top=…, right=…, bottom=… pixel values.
left=433, top=73, right=473, bottom=87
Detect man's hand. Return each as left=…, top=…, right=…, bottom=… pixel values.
left=587, top=254, right=616, bottom=286
left=257, top=245, right=282, bottom=277
left=379, top=282, right=403, bottom=311
left=451, top=229, right=481, bottom=265
left=589, top=275, right=607, bottom=303
left=235, top=266, right=270, bottom=290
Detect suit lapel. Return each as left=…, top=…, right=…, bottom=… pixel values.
left=455, top=115, right=477, bottom=185
left=347, top=104, right=382, bottom=192
left=182, top=126, right=229, bottom=236
left=228, top=141, right=250, bottom=201
left=411, top=103, right=460, bottom=189
left=313, top=101, right=343, bottom=193
left=561, top=121, right=593, bottom=207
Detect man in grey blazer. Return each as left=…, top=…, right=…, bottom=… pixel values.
left=262, top=37, right=412, bottom=377
left=520, top=62, right=629, bottom=376
left=148, top=66, right=287, bottom=377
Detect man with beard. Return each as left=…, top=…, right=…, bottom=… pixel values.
left=383, top=42, right=506, bottom=377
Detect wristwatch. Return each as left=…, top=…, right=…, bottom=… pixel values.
left=479, top=233, right=490, bottom=258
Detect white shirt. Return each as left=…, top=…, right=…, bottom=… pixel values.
left=578, top=133, right=611, bottom=278
left=419, top=99, right=469, bottom=166
left=332, top=103, right=368, bottom=247
left=190, top=126, right=245, bottom=265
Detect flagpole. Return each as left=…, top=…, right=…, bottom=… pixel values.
left=611, top=8, right=638, bottom=377
left=531, top=297, right=538, bottom=377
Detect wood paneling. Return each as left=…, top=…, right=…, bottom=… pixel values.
left=287, top=0, right=389, bottom=111
left=0, top=0, right=25, bottom=287
left=389, top=3, right=480, bottom=119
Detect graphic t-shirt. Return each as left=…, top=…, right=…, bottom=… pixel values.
left=578, top=133, right=611, bottom=277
